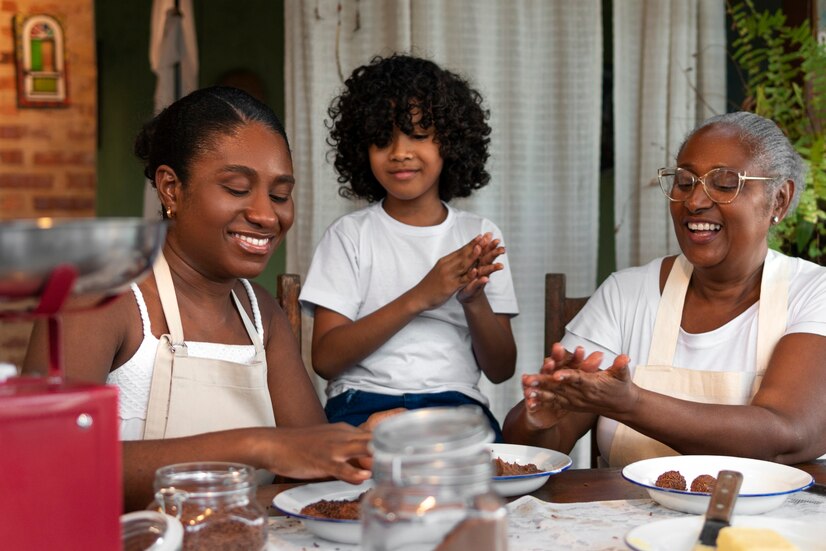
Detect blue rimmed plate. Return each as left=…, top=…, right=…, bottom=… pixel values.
left=622, top=455, right=813, bottom=515
left=489, top=443, right=572, bottom=497
left=272, top=479, right=371, bottom=544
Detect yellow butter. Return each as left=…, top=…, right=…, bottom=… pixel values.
left=716, top=526, right=798, bottom=551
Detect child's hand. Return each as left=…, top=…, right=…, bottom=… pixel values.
left=413, top=235, right=486, bottom=310
left=457, top=233, right=505, bottom=304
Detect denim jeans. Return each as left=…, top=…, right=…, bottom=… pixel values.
left=324, top=389, right=504, bottom=443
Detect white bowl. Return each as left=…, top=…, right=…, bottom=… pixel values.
left=272, top=479, right=372, bottom=544
left=622, top=455, right=813, bottom=515
left=489, top=443, right=572, bottom=497
left=625, top=515, right=826, bottom=551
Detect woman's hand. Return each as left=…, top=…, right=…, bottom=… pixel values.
left=549, top=352, right=636, bottom=417
left=521, top=344, right=603, bottom=429
left=360, top=407, right=406, bottom=432
left=262, top=423, right=373, bottom=484
left=457, top=233, right=505, bottom=304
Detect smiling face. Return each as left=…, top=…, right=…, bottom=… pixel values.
left=670, top=124, right=785, bottom=276
left=367, top=115, right=444, bottom=212
left=162, top=121, right=295, bottom=280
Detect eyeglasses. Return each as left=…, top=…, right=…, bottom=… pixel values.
left=657, top=167, right=777, bottom=204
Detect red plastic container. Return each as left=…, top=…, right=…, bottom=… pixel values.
left=0, top=376, right=122, bottom=550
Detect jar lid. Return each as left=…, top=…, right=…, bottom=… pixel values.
left=121, top=510, right=183, bottom=551
left=153, top=462, right=255, bottom=496
left=371, top=406, right=493, bottom=459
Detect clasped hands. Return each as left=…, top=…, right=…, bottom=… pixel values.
left=415, top=232, right=505, bottom=310
left=521, top=343, right=636, bottom=430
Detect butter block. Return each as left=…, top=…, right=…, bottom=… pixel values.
left=716, top=526, right=799, bottom=551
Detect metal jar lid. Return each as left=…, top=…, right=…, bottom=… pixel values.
left=371, top=406, right=493, bottom=457
left=370, top=406, right=495, bottom=487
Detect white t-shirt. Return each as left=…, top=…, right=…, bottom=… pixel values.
left=300, top=201, right=519, bottom=404
left=561, top=250, right=826, bottom=456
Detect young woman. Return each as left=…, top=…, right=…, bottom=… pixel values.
left=24, top=87, right=373, bottom=510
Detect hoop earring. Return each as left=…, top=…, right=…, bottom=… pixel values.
left=771, top=215, right=779, bottom=225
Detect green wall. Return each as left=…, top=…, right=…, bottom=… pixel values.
left=95, top=1, right=287, bottom=293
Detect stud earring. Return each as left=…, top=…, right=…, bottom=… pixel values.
left=771, top=215, right=779, bottom=225
left=166, top=207, right=173, bottom=219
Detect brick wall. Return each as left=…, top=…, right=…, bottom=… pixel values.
left=0, top=0, right=96, bottom=368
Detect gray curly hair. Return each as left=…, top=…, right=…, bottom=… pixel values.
left=677, top=111, right=807, bottom=213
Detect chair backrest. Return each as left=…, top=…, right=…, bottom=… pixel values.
left=545, top=273, right=597, bottom=466
left=544, top=273, right=589, bottom=357
left=276, top=273, right=302, bottom=349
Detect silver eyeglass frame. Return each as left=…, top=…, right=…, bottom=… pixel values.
left=657, top=167, right=777, bottom=204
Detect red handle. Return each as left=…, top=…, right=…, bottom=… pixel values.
left=33, top=264, right=78, bottom=316
left=33, top=265, right=78, bottom=380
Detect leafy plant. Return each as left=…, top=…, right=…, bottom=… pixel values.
left=728, top=0, right=826, bottom=263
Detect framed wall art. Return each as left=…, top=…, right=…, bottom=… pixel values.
left=13, top=14, right=68, bottom=108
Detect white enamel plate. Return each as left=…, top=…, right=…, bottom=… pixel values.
left=622, top=455, right=813, bottom=515
left=625, top=515, right=826, bottom=551
left=489, top=443, right=572, bottom=497
left=272, top=479, right=372, bottom=544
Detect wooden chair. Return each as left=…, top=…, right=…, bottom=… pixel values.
left=544, top=273, right=600, bottom=467
left=276, top=273, right=302, bottom=348
left=544, top=273, right=589, bottom=358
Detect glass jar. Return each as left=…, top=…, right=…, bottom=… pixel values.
left=151, top=462, right=267, bottom=551
left=362, top=406, right=507, bottom=551
left=121, top=510, right=183, bottom=551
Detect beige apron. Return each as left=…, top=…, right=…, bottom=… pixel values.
left=143, top=251, right=276, bottom=441
left=607, top=253, right=790, bottom=468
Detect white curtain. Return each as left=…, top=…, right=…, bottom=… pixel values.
left=285, top=0, right=603, bottom=465
left=143, top=0, right=199, bottom=219
left=613, top=0, right=726, bottom=269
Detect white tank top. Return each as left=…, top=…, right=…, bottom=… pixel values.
left=106, top=280, right=264, bottom=440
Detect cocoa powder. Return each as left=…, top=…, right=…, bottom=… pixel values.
left=161, top=502, right=266, bottom=551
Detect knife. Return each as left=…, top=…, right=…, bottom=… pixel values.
left=693, top=470, right=743, bottom=550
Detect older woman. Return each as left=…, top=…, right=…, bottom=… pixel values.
left=503, top=111, right=826, bottom=467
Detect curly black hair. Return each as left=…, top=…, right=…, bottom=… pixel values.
left=327, top=54, right=491, bottom=203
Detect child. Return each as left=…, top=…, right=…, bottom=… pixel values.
left=299, top=54, right=518, bottom=441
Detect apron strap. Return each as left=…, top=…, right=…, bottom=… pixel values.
left=144, top=249, right=181, bottom=439
left=647, top=255, right=692, bottom=366
left=756, top=251, right=789, bottom=374
left=153, top=250, right=186, bottom=347
left=154, top=250, right=263, bottom=354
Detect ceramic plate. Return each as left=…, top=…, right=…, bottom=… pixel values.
left=272, top=479, right=372, bottom=544
left=622, top=455, right=813, bottom=515
left=489, top=443, right=572, bottom=497
left=625, top=515, right=826, bottom=551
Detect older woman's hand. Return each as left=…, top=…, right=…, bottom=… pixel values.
left=521, top=344, right=604, bottom=429
left=549, top=354, right=636, bottom=416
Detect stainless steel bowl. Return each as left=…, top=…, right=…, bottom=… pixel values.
left=0, top=218, right=166, bottom=314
